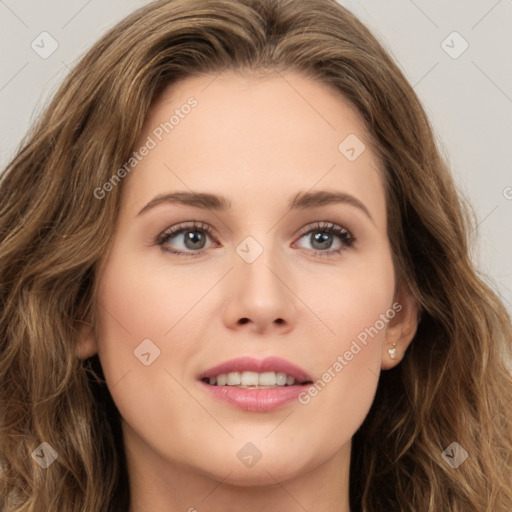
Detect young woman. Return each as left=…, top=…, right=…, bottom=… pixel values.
left=1, top=0, right=511, bottom=511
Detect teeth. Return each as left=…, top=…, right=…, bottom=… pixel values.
left=276, top=372, right=287, bottom=385
left=227, top=372, right=241, bottom=385
left=207, top=371, right=298, bottom=387
left=258, top=371, right=276, bottom=386
left=241, top=371, right=259, bottom=386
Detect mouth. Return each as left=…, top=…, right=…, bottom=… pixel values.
left=197, top=356, right=314, bottom=412
left=197, top=356, right=314, bottom=389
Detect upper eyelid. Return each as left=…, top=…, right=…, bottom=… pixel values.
left=158, top=221, right=213, bottom=237
left=295, top=221, right=352, bottom=237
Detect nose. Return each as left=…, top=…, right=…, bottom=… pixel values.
left=222, top=238, right=297, bottom=335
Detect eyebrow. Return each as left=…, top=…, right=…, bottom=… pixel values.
left=137, top=190, right=373, bottom=222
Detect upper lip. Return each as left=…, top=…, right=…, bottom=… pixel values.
left=198, top=356, right=313, bottom=384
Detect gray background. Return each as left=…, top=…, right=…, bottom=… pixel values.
left=1, top=0, right=511, bottom=314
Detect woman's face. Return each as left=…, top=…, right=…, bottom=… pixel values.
left=79, top=70, right=417, bottom=488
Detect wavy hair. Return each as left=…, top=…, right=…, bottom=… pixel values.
left=1, top=0, right=511, bottom=510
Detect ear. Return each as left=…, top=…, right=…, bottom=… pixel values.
left=75, top=320, right=98, bottom=360
left=381, top=286, right=420, bottom=370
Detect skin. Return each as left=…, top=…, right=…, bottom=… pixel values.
left=77, top=70, right=419, bottom=512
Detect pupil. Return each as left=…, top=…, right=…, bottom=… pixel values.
left=185, top=231, right=205, bottom=249
left=313, top=232, right=332, bottom=250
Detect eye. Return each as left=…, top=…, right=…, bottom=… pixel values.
left=157, top=221, right=218, bottom=257
left=157, top=220, right=356, bottom=258
left=293, top=221, right=356, bottom=257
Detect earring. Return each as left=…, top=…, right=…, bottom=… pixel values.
left=387, top=342, right=399, bottom=360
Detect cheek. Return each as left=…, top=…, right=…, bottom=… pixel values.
left=96, top=247, right=203, bottom=345
left=93, top=246, right=202, bottom=407
left=306, top=245, right=395, bottom=353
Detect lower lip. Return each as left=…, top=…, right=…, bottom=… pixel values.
left=199, top=381, right=306, bottom=412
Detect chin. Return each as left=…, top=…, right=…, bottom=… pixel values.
left=185, top=446, right=315, bottom=487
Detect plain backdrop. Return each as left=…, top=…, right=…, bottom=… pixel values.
left=1, top=0, right=511, bottom=314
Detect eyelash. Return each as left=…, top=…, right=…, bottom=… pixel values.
left=156, top=221, right=356, bottom=258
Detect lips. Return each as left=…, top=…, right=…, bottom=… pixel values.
left=197, top=356, right=314, bottom=412
left=197, top=356, right=313, bottom=384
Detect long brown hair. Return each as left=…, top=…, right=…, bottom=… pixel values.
left=1, top=0, right=511, bottom=510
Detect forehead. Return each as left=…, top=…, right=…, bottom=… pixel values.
left=121, top=70, right=386, bottom=226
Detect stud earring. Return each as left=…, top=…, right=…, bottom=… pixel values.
left=387, top=342, right=399, bottom=360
